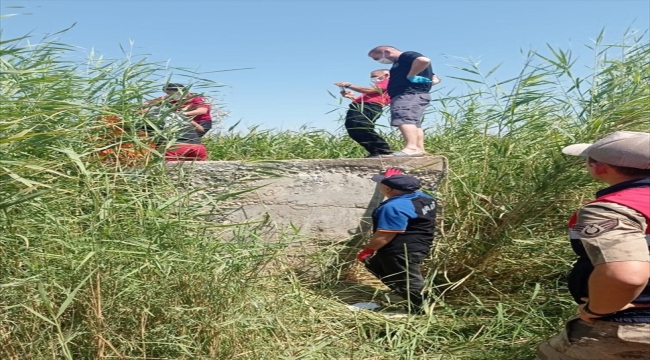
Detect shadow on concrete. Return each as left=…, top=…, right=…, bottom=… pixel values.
left=303, top=184, right=387, bottom=306
left=343, top=183, right=384, bottom=259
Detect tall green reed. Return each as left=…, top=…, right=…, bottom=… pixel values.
left=2, top=25, right=649, bottom=360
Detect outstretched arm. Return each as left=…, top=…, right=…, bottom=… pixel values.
left=182, top=107, right=209, bottom=117
left=334, top=82, right=381, bottom=94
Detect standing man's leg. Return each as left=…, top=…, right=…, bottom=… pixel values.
left=417, top=127, right=425, bottom=154
left=345, top=103, right=392, bottom=157
left=390, top=94, right=430, bottom=156
left=396, top=124, right=420, bottom=153
left=416, top=94, right=430, bottom=153
left=345, top=104, right=373, bottom=154
left=359, top=103, right=392, bottom=156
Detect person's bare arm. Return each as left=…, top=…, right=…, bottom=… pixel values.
left=339, top=90, right=358, bottom=100
left=183, top=107, right=209, bottom=117
left=334, top=82, right=381, bottom=94
left=190, top=121, right=205, bottom=132
left=144, top=96, right=165, bottom=106
left=407, top=56, right=431, bottom=77
left=363, top=231, right=399, bottom=251
left=574, top=202, right=650, bottom=322
left=585, top=262, right=649, bottom=314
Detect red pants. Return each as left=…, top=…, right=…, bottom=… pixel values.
left=164, top=144, right=208, bottom=161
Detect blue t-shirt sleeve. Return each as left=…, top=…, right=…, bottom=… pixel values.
left=375, top=202, right=413, bottom=231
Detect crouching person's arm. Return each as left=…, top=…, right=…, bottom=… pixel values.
left=357, top=231, right=400, bottom=262
left=190, top=121, right=205, bottom=133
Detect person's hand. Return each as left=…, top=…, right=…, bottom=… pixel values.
left=577, top=303, right=602, bottom=324
left=407, top=76, right=432, bottom=84
left=191, top=121, right=205, bottom=132
left=334, top=82, right=351, bottom=88
left=357, top=248, right=375, bottom=263
left=342, top=91, right=355, bottom=100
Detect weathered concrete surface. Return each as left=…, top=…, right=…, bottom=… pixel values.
left=167, top=157, right=447, bottom=243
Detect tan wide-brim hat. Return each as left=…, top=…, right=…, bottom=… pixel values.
left=562, top=131, right=650, bottom=169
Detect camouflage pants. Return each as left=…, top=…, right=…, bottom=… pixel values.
left=536, top=317, right=650, bottom=360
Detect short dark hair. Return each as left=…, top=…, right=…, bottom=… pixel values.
left=588, top=157, right=650, bottom=177
left=163, top=83, right=184, bottom=92
left=368, top=45, right=398, bottom=56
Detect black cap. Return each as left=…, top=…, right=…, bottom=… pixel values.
left=371, top=174, right=421, bottom=191
left=163, top=83, right=184, bottom=92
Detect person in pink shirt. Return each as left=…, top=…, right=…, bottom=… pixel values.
left=145, top=83, right=213, bottom=137
left=334, top=69, right=393, bottom=158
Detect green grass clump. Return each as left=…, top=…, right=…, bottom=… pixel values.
left=2, top=26, right=649, bottom=360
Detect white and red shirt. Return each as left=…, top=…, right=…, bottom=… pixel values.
left=147, top=93, right=212, bottom=122
left=353, top=78, right=391, bottom=106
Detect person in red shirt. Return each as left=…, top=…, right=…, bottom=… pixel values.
left=145, top=83, right=213, bottom=137
left=334, top=69, right=393, bottom=158
left=146, top=107, right=209, bottom=162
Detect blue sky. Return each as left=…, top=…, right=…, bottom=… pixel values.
left=2, top=0, right=649, bottom=133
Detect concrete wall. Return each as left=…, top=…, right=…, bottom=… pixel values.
left=168, top=157, right=447, bottom=245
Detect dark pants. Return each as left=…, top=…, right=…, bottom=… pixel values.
left=344, top=102, right=392, bottom=156
left=364, top=250, right=429, bottom=312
